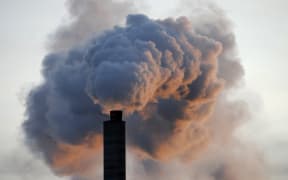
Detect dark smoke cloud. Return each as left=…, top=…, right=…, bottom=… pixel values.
left=23, top=0, right=266, bottom=179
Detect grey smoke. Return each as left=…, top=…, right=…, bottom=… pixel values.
left=49, top=0, right=135, bottom=51
left=22, top=0, right=265, bottom=179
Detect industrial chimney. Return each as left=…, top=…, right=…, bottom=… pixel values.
left=104, top=110, right=126, bottom=180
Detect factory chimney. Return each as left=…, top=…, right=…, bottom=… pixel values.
left=104, top=110, right=126, bottom=180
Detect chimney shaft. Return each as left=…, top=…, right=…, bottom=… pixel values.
left=104, top=111, right=126, bottom=180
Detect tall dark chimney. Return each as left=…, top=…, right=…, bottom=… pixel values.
left=104, top=110, right=126, bottom=180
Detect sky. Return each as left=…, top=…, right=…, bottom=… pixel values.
left=0, top=0, right=288, bottom=179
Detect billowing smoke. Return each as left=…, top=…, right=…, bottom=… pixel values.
left=23, top=0, right=266, bottom=179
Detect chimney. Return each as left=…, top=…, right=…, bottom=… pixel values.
left=104, top=110, right=126, bottom=180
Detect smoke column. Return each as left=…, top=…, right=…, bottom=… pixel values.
left=23, top=0, right=266, bottom=179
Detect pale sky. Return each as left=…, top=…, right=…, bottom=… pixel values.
left=0, top=0, right=288, bottom=179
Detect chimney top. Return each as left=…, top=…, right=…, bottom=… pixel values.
left=110, top=110, right=123, bottom=122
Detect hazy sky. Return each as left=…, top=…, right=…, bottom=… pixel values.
left=0, top=0, right=287, bottom=179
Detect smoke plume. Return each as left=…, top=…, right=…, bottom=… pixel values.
left=23, top=0, right=266, bottom=179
